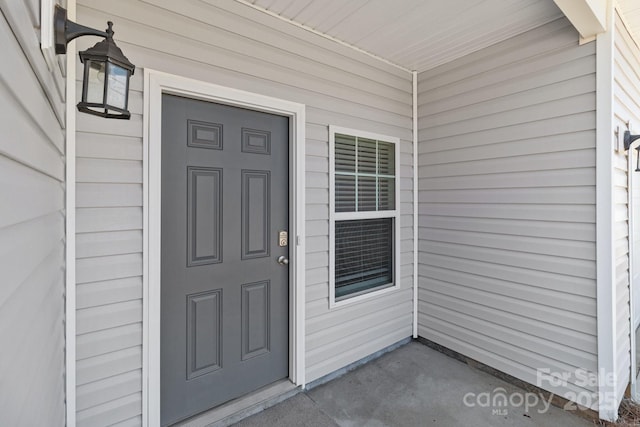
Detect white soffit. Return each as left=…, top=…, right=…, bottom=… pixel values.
left=618, top=0, right=640, bottom=47
left=246, top=0, right=564, bottom=73
left=552, top=0, right=606, bottom=38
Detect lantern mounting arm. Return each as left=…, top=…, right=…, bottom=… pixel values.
left=54, top=5, right=109, bottom=55
left=625, top=130, right=640, bottom=151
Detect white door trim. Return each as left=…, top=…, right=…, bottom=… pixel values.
left=143, top=69, right=306, bottom=427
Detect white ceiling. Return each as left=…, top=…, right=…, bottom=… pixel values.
left=245, top=0, right=640, bottom=73
left=246, top=0, right=565, bottom=72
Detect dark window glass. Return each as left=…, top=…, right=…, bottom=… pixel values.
left=335, top=218, right=393, bottom=299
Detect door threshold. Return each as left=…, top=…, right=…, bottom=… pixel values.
left=172, top=380, right=301, bottom=427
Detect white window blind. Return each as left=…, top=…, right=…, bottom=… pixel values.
left=334, top=134, right=396, bottom=212
left=335, top=218, right=393, bottom=298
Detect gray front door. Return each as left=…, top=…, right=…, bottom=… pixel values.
left=160, top=94, right=289, bottom=425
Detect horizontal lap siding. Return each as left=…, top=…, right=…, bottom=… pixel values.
left=75, top=0, right=413, bottom=422
left=0, top=1, right=66, bottom=426
left=417, top=18, right=598, bottom=407
left=612, top=11, right=640, bottom=406
left=75, top=64, right=144, bottom=426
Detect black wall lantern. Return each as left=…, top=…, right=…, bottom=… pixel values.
left=624, top=130, right=640, bottom=172
left=54, top=6, right=135, bottom=119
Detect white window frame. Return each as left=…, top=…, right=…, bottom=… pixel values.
left=329, top=125, right=401, bottom=308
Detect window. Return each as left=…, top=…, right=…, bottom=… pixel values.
left=330, top=126, right=400, bottom=305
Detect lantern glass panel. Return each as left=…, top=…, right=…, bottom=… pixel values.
left=86, top=60, right=106, bottom=104
left=106, top=63, right=128, bottom=110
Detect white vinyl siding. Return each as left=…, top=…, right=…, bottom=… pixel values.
left=75, top=68, right=144, bottom=426
left=417, top=18, right=598, bottom=407
left=0, top=1, right=66, bottom=426
left=74, top=0, right=413, bottom=422
left=612, top=9, right=640, bottom=408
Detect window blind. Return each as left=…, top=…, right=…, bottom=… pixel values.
left=332, top=130, right=398, bottom=300
left=334, top=134, right=395, bottom=213
left=335, top=218, right=393, bottom=299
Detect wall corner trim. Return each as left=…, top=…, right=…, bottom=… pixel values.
left=595, top=2, right=619, bottom=421
left=412, top=70, right=418, bottom=339
left=64, top=1, right=77, bottom=426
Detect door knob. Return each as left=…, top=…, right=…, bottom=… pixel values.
left=277, top=256, right=289, bottom=265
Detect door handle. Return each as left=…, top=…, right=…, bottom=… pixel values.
left=277, top=256, right=289, bottom=265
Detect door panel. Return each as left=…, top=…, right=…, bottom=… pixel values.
left=242, top=170, right=271, bottom=259
left=161, top=95, right=289, bottom=425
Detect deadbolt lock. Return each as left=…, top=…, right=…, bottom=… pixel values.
left=278, top=231, right=288, bottom=247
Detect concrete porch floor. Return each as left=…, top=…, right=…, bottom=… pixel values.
left=233, top=341, right=593, bottom=427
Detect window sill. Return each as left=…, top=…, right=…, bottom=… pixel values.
left=329, top=282, right=401, bottom=309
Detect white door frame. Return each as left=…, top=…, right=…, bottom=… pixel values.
left=143, top=69, right=306, bottom=426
